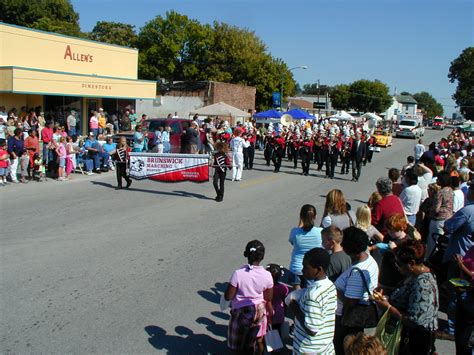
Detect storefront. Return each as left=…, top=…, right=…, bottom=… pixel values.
left=0, top=22, right=156, bottom=134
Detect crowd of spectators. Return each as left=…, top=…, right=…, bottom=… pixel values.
left=222, top=127, right=473, bottom=354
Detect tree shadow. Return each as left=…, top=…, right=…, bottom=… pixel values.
left=197, top=282, right=227, bottom=304
left=90, top=181, right=214, bottom=200
left=144, top=325, right=226, bottom=354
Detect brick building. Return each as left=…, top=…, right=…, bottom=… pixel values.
left=137, top=81, right=256, bottom=119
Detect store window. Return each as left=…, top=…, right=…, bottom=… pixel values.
left=44, top=96, right=83, bottom=130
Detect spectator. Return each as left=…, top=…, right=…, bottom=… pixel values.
left=7, top=128, right=28, bottom=183
left=55, top=136, right=67, bottom=181
left=401, top=155, right=415, bottom=176
left=343, top=333, right=387, bottom=355
left=120, top=110, right=131, bottom=131
left=414, top=138, right=426, bottom=163
left=289, top=204, right=322, bottom=289
left=76, top=140, right=94, bottom=175
left=372, top=240, right=439, bottom=355
left=224, top=240, right=273, bottom=355
left=132, top=125, right=146, bottom=152
left=388, top=168, right=403, bottom=196
left=41, top=121, right=53, bottom=165
left=153, top=126, right=164, bottom=153
left=334, top=227, right=379, bottom=355
left=322, top=226, right=352, bottom=282
left=399, top=170, right=422, bottom=226
left=451, top=175, right=465, bottom=213
left=24, top=129, right=39, bottom=178
left=66, top=110, right=77, bottom=137
left=84, top=133, right=110, bottom=173
left=0, top=139, right=9, bottom=185
left=414, top=162, right=434, bottom=202
left=371, top=177, right=405, bottom=235
left=265, top=264, right=288, bottom=337
left=426, top=171, right=454, bottom=258
left=289, top=248, right=337, bottom=354
left=98, top=108, right=107, bottom=135
left=321, top=189, right=356, bottom=230
left=162, top=126, right=171, bottom=153
left=355, top=204, right=384, bottom=243
left=182, top=121, right=199, bottom=154
left=89, top=111, right=99, bottom=138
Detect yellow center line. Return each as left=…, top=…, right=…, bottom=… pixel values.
left=239, top=175, right=278, bottom=188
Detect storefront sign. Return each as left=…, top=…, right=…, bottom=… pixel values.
left=64, top=45, right=94, bottom=63
left=129, top=153, right=209, bottom=182
left=81, top=83, right=112, bottom=90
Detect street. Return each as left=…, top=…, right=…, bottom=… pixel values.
left=1, top=129, right=454, bottom=354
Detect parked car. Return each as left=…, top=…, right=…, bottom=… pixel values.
left=372, top=129, right=392, bottom=147
left=432, top=117, right=446, bottom=130
left=114, top=118, right=192, bottom=152
left=395, top=119, right=424, bottom=139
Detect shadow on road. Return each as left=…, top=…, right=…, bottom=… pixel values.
left=144, top=325, right=226, bottom=354
left=90, top=181, right=214, bottom=200
left=197, top=282, right=227, bottom=304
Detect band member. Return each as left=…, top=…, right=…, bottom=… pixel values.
left=272, top=133, right=285, bottom=173
left=300, top=134, right=313, bottom=176
left=364, top=134, right=375, bottom=165
left=264, top=133, right=274, bottom=166
left=243, top=130, right=256, bottom=170
left=313, top=135, right=324, bottom=171
left=325, top=135, right=339, bottom=179
left=340, top=136, right=352, bottom=174
left=291, top=133, right=302, bottom=169
left=230, top=128, right=248, bottom=181
left=350, top=133, right=366, bottom=182
left=213, top=142, right=232, bottom=202
left=113, top=137, right=132, bottom=189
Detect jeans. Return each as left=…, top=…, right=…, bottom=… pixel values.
left=92, top=128, right=99, bottom=138
left=426, top=219, right=445, bottom=259
left=89, top=151, right=110, bottom=170
left=407, top=214, right=417, bottom=226
left=68, top=127, right=76, bottom=137
left=163, top=142, right=171, bottom=153
left=9, top=157, right=19, bottom=182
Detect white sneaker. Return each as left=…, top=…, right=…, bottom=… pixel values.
left=86, top=171, right=94, bottom=176
left=109, top=166, right=115, bottom=171
left=57, top=177, right=65, bottom=181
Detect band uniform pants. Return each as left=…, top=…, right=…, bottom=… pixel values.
left=213, top=169, right=226, bottom=199
left=115, top=162, right=131, bottom=188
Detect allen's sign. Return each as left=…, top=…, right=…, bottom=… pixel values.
left=64, top=45, right=94, bottom=63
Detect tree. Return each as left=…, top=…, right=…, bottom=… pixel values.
left=302, top=83, right=331, bottom=96
left=330, top=84, right=351, bottom=110
left=448, top=47, right=474, bottom=120
left=348, top=79, right=392, bottom=113
left=88, top=21, right=137, bottom=47
left=138, top=11, right=212, bottom=82
left=413, top=91, right=443, bottom=118
left=0, top=0, right=81, bottom=37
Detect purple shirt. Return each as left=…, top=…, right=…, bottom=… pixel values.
left=229, top=264, right=273, bottom=310
left=272, top=282, right=289, bottom=324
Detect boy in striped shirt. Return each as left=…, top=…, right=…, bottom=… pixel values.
left=289, top=248, right=337, bottom=354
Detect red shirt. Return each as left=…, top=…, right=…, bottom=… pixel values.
left=42, top=127, right=53, bottom=143
left=0, top=147, right=8, bottom=168
left=371, top=194, right=405, bottom=234
left=275, top=137, right=285, bottom=148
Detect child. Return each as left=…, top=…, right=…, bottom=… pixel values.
left=224, top=240, right=274, bottom=355
left=288, top=247, right=337, bottom=354
left=55, top=136, right=67, bottom=181
left=33, top=153, right=46, bottom=181
left=266, top=264, right=289, bottom=336
left=65, top=136, right=75, bottom=180
left=343, top=333, right=387, bottom=355
left=212, top=141, right=232, bottom=202
left=0, top=139, right=9, bottom=185
left=321, top=226, right=352, bottom=282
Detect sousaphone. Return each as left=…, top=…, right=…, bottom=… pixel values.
left=280, top=113, right=293, bottom=127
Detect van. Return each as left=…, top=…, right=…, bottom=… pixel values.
left=395, top=119, right=423, bottom=139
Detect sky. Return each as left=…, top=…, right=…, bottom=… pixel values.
left=71, top=0, right=473, bottom=116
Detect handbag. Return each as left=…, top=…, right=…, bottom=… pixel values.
left=375, top=309, right=403, bottom=355
left=264, top=326, right=283, bottom=353
left=341, top=267, right=380, bottom=328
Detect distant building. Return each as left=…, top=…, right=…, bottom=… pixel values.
left=287, top=95, right=333, bottom=116
left=136, top=81, right=255, bottom=119
left=384, top=95, right=419, bottom=121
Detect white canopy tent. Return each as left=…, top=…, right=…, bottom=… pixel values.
left=327, top=110, right=355, bottom=121
left=362, top=112, right=383, bottom=122
left=190, top=102, right=251, bottom=118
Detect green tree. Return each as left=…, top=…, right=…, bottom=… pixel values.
left=137, top=11, right=212, bottom=82
left=330, top=84, right=351, bottom=110
left=348, top=79, right=392, bottom=113
left=0, top=0, right=81, bottom=36
left=413, top=91, right=443, bottom=118
left=302, top=83, right=331, bottom=96
left=88, top=21, right=137, bottom=47
left=448, top=47, right=474, bottom=120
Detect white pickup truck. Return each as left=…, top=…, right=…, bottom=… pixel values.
left=395, top=119, right=424, bottom=139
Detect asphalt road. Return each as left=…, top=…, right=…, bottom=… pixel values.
left=0, top=128, right=454, bottom=354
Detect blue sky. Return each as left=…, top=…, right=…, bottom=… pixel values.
left=72, top=0, right=473, bottom=116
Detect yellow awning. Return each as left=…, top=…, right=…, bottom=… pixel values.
left=0, top=66, right=156, bottom=99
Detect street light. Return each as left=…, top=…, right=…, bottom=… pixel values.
left=281, top=65, right=308, bottom=111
